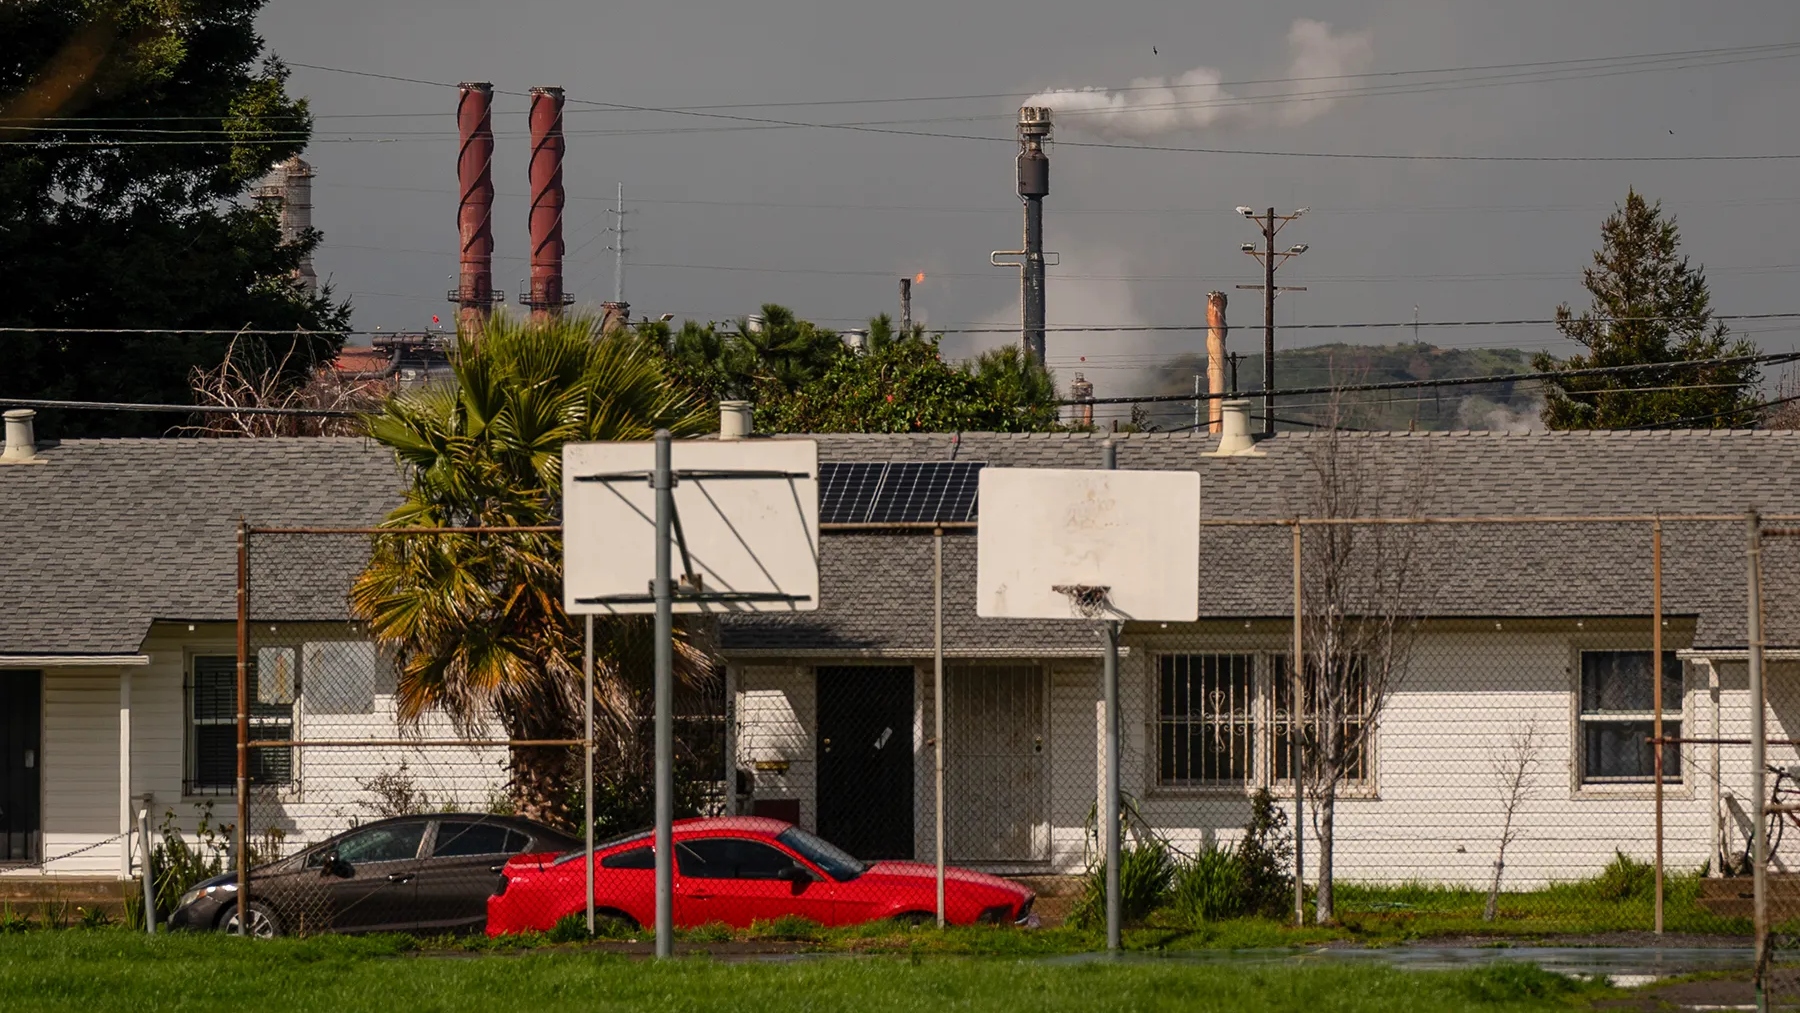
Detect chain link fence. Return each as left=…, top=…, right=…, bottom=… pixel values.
left=218, top=516, right=1800, bottom=948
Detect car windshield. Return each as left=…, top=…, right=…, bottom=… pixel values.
left=776, top=827, right=866, bottom=882
left=553, top=829, right=650, bottom=866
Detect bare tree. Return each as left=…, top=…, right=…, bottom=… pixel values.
left=182, top=332, right=390, bottom=436
left=1484, top=720, right=1542, bottom=921
left=1764, top=368, right=1800, bottom=430
left=1293, top=402, right=1431, bottom=925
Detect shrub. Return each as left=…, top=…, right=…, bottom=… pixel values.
left=76, top=905, right=113, bottom=930
left=1588, top=852, right=1654, bottom=902
left=1171, top=844, right=1246, bottom=925
left=1237, top=789, right=1296, bottom=918
left=1069, top=839, right=1177, bottom=930
left=150, top=804, right=231, bottom=919
left=548, top=913, right=592, bottom=943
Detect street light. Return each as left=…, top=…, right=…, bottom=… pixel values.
left=1240, top=243, right=1257, bottom=253
left=1235, top=206, right=1256, bottom=217
left=1287, top=244, right=1309, bottom=255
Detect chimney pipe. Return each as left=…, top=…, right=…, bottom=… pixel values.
left=452, top=83, right=496, bottom=336
left=525, top=86, right=569, bottom=318
left=2, top=409, right=42, bottom=465
left=719, top=401, right=753, bottom=440
left=1206, top=291, right=1228, bottom=433
left=1207, top=400, right=1263, bottom=457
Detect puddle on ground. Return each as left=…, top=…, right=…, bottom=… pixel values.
left=1042, top=945, right=1759, bottom=983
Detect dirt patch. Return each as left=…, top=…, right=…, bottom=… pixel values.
left=1598, top=966, right=1800, bottom=1010
left=1349, top=932, right=1755, bottom=950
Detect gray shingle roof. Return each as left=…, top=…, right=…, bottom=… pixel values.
left=8, top=429, right=1800, bottom=659
left=719, top=430, right=1800, bottom=653
left=0, top=438, right=401, bottom=656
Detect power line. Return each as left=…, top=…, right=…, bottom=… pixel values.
left=1065, top=351, right=1800, bottom=406
left=281, top=60, right=1800, bottom=165
left=0, top=397, right=360, bottom=418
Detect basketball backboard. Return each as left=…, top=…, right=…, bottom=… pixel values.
left=975, top=467, right=1198, bottom=621
left=562, top=439, right=819, bottom=614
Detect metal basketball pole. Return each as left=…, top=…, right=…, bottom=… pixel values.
left=1101, top=439, right=1121, bottom=952
left=584, top=613, right=595, bottom=936
left=653, top=430, right=675, bottom=958
left=934, top=527, right=947, bottom=928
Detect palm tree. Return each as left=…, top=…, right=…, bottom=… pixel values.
left=350, top=311, right=715, bottom=827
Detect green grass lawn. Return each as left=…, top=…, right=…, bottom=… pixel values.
left=0, top=932, right=1615, bottom=1013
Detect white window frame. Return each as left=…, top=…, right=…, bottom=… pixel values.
left=1573, top=648, right=1686, bottom=792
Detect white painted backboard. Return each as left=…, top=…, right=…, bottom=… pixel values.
left=976, top=467, right=1199, bottom=621
left=562, top=440, right=819, bottom=614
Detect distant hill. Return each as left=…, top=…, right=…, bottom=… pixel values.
left=1122, top=342, right=1543, bottom=432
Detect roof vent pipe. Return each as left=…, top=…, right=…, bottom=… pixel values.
left=719, top=400, right=753, bottom=441
left=1206, top=399, right=1264, bottom=458
left=2, top=409, right=43, bottom=464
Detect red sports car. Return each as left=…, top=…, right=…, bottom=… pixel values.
left=486, top=816, right=1034, bottom=934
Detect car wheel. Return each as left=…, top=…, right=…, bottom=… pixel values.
left=219, top=900, right=284, bottom=939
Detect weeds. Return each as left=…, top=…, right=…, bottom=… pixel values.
left=1068, top=839, right=1178, bottom=930
left=0, top=907, right=28, bottom=934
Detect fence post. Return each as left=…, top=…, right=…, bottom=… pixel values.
left=584, top=613, right=595, bottom=936
left=652, top=430, right=675, bottom=959
left=1292, top=520, right=1305, bottom=927
left=934, top=526, right=946, bottom=928
left=138, top=808, right=156, bottom=935
left=1101, top=439, right=1121, bottom=953
left=234, top=518, right=249, bottom=934
left=1653, top=516, right=1664, bottom=935
left=1748, top=510, right=1769, bottom=1010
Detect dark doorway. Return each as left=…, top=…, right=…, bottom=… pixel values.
left=0, top=671, right=40, bottom=863
left=816, top=666, right=914, bottom=861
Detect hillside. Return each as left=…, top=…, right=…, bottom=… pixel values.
left=1126, top=342, right=1543, bottom=432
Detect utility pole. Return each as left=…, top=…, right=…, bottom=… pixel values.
left=1235, top=206, right=1309, bottom=434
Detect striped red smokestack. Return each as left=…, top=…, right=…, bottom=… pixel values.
left=453, top=82, right=496, bottom=336
left=525, top=86, right=569, bottom=318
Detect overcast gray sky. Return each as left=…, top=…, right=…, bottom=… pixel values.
left=259, top=0, right=1800, bottom=400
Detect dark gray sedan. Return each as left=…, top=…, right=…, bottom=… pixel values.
left=168, top=814, right=579, bottom=937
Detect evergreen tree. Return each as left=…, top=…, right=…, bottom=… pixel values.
left=1531, top=189, right=1757, bottom=429
left=0, top=0, right=349, bottom=437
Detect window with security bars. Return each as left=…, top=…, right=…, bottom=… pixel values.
left=1578, top=650, right=1681, bottom=784
left=1156, top=653, right=1372, bottom=791
left=1158, top=654, right=1256, bottom=787
left=1271, top=655, right=1372, bottom=788
left=186, top=655, right=294, bottom=795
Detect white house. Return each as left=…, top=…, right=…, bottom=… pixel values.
left=717, top=428, right=1800, bottom=887
left=7, top=409, right=1800, bottom=892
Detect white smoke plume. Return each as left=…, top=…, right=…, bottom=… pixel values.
left=1027, top=19, right=1373, bottom=141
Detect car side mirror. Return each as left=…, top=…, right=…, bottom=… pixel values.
left=319, top=851, right=352, bottom=878
left=776, top=864, right=813, bottom=883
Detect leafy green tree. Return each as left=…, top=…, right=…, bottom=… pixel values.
left=756, top=334, right=1059, bottom=433
left=350, top=312, right=713, bottom=827
left=1532, top=189, right=1757, bottom=429
left=0, top=0, right=349, bottom=438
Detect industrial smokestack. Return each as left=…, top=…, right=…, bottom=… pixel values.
left=525, top=86, right=569, bottom=318
left=254, top=157, right=317, bottom=297
left=1069, top=372, right=1094, bottom=428
left=1016, top=106, right=1051, bottom=367
left=1206, top=291, right=1228, bottom=433
left=452, top=82, right=496, bottom=336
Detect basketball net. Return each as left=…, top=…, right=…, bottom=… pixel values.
left=1052, top=584, right=1114, bottom=621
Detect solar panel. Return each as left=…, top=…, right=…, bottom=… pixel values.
left=819, top=461, right=985, bottom=525
left=818, top=462, right=887, bottom=524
